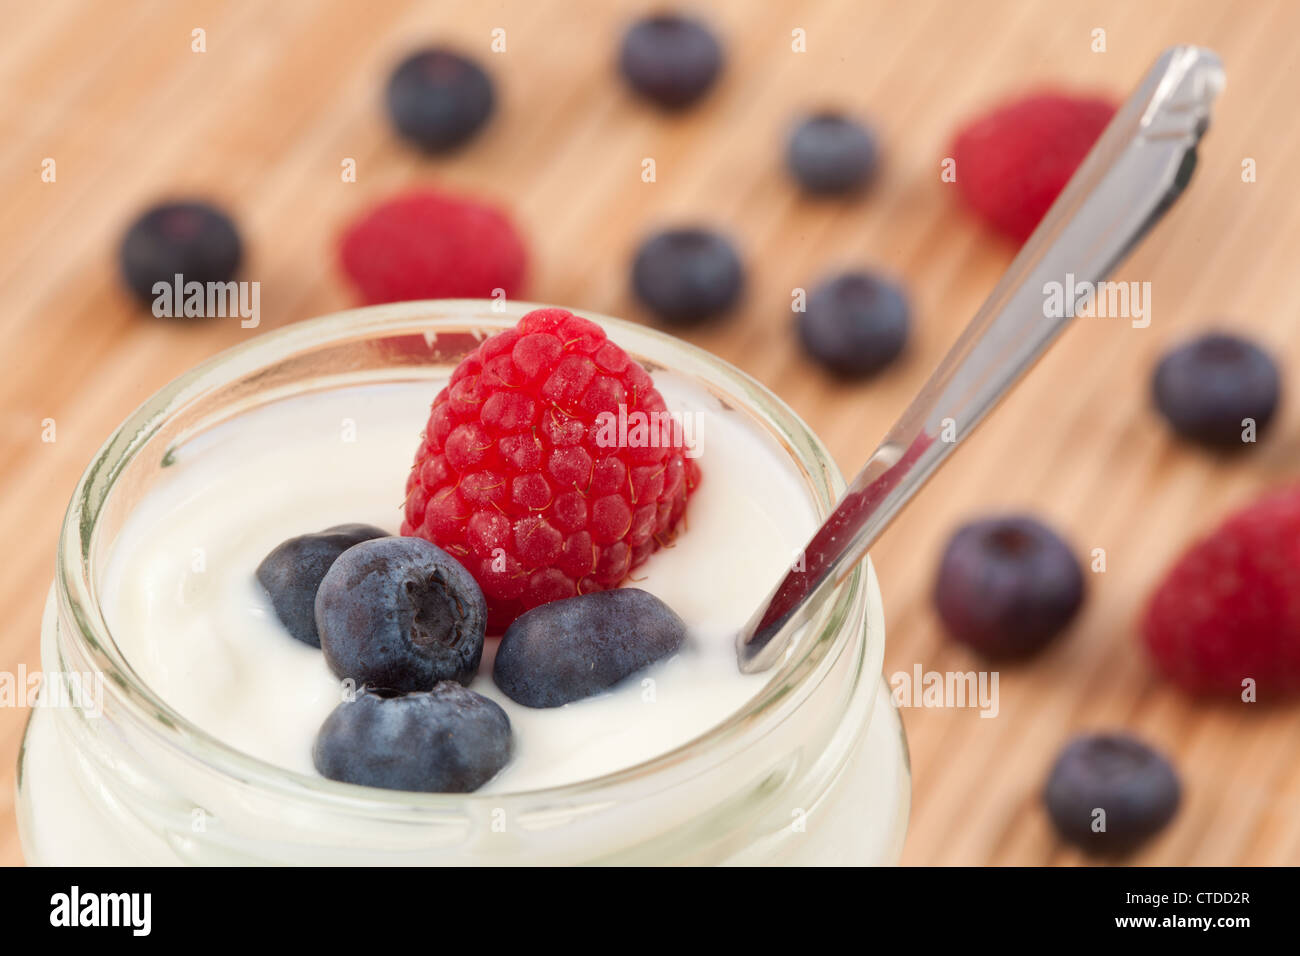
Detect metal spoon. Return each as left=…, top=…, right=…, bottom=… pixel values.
left=737, top=45, right=1225, bottom=673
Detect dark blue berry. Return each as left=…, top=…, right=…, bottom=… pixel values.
left=934, top=515, right=1084, bottom=659
left=316, top=537, right=486, bottom=690
left=618, top=14, right=722, bottom=110
left=786, top=112, right=879, bottom=195
left=797, top=272, right=909, bottom=377
left=631, top=228, right=744, bottom=326
left=118, top=201, right=242, bottom=306
left=1153, top=332, right=1280, bottom=449
left=256, top=524, right=389, bottom=648
left=493, top=589, right=686, bottom=708
left=314, top=683, right=512, bottom=792
left=386, top=48, right=495, bottom=152
left=1044, top=733, right=1181, bottom=854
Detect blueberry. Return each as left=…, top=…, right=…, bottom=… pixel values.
left=1153, top=332, right=1280, bottom=449
left=386, top=48, right=495, bottom=152
left=493, top=589, right=686, bottom=708
left=1044, top=733, right=1181, bottom=855
left=314, top=683, right=512, bottom=793
left=786, top=112, right=879, bottom=195
left=631, top=228, right=744, bottom=326
left=255, top=524, right=390, bottom=648
left=933, top=515, right=1084, bottom=659
left=797, top=272, right=909, bottom=377
left=316, top=537, right=487, bottom=690
left=118, top=201, right=242, bottom=306
left=618, top=14, right=722, bottom=110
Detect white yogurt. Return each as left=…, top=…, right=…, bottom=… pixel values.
left=100, top=375, right=818, bottom=792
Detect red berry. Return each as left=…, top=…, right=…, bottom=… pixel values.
left=402, top=308, right=701, bottom=631
left=1142, top=486, right=1300, bottom=697
left=339, top=189, right=526, bottom=305
left=950, top=92, right=1116, bottom=242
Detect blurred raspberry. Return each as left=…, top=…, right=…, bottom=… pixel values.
left=339, top=189, right=526, bottom=304
left=951, top=92, right=1116, bottom=242
left=1143, top=485, right=1300, bottom=697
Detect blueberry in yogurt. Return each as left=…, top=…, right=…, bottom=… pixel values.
left=256, top=523, right=389, bottom=647
left=493, top=588, right=687, bottom=707
left=314, top=683, right=512, bottom=793
left=316, top=536, right=487, bottom=690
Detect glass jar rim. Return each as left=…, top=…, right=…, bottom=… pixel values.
left=56, top=299, right=878, bottom=814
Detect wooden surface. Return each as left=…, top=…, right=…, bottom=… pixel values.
left=3, top=0, right=1300, bottom=866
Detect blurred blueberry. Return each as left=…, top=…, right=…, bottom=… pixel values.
left=631, top=227, right=744, bottom=326
left=118, top=200, right=242, bottom=306
left=934, top=515, right=1084, bottom=659
left=619, top=14, right=723, bottom=109
left=386, top=47, right=495, bottom=152
left=787, top=112, right=879, bottom=195
left=1153, top=332, right=1280, bottom=449
left=797, top=271, right=909, bottom=377
left=1044, top=732, right=1181, bottom=855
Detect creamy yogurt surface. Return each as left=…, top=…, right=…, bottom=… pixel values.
left=101, top=374, right=818, bottom=793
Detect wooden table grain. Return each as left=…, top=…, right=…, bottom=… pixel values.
left=3, top=0, right=1299, bottom=866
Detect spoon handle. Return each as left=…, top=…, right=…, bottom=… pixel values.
left=737, top=45, right=1225, bottom=674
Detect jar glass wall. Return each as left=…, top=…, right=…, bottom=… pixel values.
left=17, top=300, right=909, bottom=865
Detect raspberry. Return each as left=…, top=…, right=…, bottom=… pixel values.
left=1142, top=486, right=1300, bottom=697
left=950, top=92, right=1116, bottom=242
left=339, top=189, right=526, bottom=305
left=402, top=308, right=700, bottom=631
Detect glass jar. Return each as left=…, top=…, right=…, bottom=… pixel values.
left=16, top=300, right=910, bottom=865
